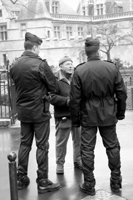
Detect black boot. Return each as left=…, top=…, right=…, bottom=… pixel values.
left=110, top=176, right=122, bottom=193
left=17, top=174, right=30, bottom=190
left=37, top=179, right=60, bottom=194
left=80, top=181, right=95, bottom=196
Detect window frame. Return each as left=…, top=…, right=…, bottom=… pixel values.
left=78, top=27, right=84, bottom=37
left=53, top=26, right=61, bottom=39
left=20, top=23, right=27, bottom=38
left=52, top=1, right=59, bottom=14
left=96, top=3, right=103, bottom=15
left=0, top=24, right=7, bottom=41
left=66, top=26, right=73, bottom=40
left=0, top=9, right=2, bottom=17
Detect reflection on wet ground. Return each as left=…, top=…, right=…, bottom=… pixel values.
left=0, top=111, right=133, bottom=200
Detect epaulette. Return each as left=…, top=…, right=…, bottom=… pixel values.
left=75, top=62, right=86, bottom=69
left=104, top=60, right=115, bottom=64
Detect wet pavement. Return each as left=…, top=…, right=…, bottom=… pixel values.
left=0, top=111, right=133, bottom=200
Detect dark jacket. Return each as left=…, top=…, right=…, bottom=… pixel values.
left=10, top=51, right=56, bottom=122
left=70, top=56, right=127, bottom=127
left=50, top=70, right=70, bottom=120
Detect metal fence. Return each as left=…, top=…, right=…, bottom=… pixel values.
left=0, top=70, right=10, bottom=118
left=0, top=69, right=17, bottom=125
left=0, top=69, right=133, bottom=126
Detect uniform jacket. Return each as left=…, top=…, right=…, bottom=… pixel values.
left=10, top=51, right=56, bottom=122
left=70, top=55, right=127, bottom=127
left=50, top=70, right=70, bottom=120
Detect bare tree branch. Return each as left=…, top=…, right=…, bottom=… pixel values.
left=96, top=23, right=133, bottom=60
left=10, top=0, right=19, bottom=4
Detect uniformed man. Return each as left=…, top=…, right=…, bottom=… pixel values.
left=10, top=32, right=60, bottom=193
left=70, top=37, right=127, bottom=195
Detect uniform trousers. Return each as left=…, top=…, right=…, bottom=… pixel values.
left=55, top=118, right=81, bottom=166
left=18, top=120, right=50, bottom=180
left=81, top=124, right=121, bottom=184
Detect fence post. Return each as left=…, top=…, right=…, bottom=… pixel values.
left=7, top=152, right=18, bottom=200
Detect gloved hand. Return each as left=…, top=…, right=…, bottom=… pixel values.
left=117, top=116, right=125, bottom=120
left=66, top=98, right=70, bottom=106
left=116, top=112, right=125, bottom=120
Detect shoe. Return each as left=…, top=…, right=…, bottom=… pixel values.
left=56, top=164, right=64, bottom=174
left=38, top=179, right=60, bottom=194
left=80, top=182, right=95, bottom=196
left=17, top=174, right=30, bottom=190
left=74, top=162, right=82, bottom=170
left=110, top=177, right=122, bottom=193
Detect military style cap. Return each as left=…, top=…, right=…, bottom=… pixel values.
left=25, top=32, right=43, bottom=45
left=59, top=56, right=73, bottom=66
left=85, top=37, right=99, bottom=46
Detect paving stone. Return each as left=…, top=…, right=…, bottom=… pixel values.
left=81, top=190, right=127, bottom=200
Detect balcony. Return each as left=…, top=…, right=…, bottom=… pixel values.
left=93, top=11, right=133, bottom=22
left=50, top=13, right=92, bottom=22
left=50, top=11, right=133, bottom=23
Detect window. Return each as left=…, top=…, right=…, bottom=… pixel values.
left=0, top=10, right=2, bottom=17
left=78, top=27, right=83, bottom=37
left=20, top=23, right=26, bottom=38
left=54, top=26, right=60, bottom=39
left=66, top=26, right=72, bottom=39
left=47, top=30, right=50, bottom=38
left=82, top=6, right=86, bottom=15
left=12, top=11, right=20, bottom=17
left=114, top=6, right=123, bottom=13
left=52, top=1, right=59, bottom=14
left=96, top=4, right=103, bottom=15
left=131, top=22, right=133, bottom=32
left=0, top=25, right=7, bottom=41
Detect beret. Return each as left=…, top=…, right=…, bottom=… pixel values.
left=25, top=32, right=42, bottom=45
left=59, top=56, right=73, bottom=66
left=85, top=37, right=99, bottom=46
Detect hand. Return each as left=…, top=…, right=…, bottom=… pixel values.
left=67, top=98, right=70, bottom=106
left=117, top=116, right=124, bottom=120
left=116, top=112, right=125, bottom=120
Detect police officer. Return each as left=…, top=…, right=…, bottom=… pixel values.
left=70, top=37, right=127, bottom=195
left=50, top=56, right=82, bottom=174
left=10, top=32, right=60, bottom=193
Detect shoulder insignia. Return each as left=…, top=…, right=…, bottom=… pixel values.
left=104, top=60, right=115, bottom=64
left=75, top=62, right=86, bottom=69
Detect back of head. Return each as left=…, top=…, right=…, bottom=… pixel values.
left=24, top=32, right=43, bottom=50
left=85, top=37, right=100, bottom=57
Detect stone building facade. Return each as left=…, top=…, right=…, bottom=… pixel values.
left=0, top=0, right=133, bottom=110
left=0, top=0, right=133, bottom=67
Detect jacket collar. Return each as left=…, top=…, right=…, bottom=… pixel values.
left=55, top=70, right=71, bottom=84
left=87, top=53, right=101, bottom=61
left=22, top=50, right=42, bottom=60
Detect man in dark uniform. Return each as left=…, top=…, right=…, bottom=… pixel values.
left=70, top=37, right=127, bottom=196
left=10, top=32, right=60, bottom=193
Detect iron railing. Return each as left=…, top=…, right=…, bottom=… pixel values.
left=0, top=70, right=10, bottom=119
left=0, top=69, right=17, bottom=125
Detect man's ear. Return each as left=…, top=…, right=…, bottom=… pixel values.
left=33, top=45, right=36, bottom=51
left=59, top=64, right=63, bottom=69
